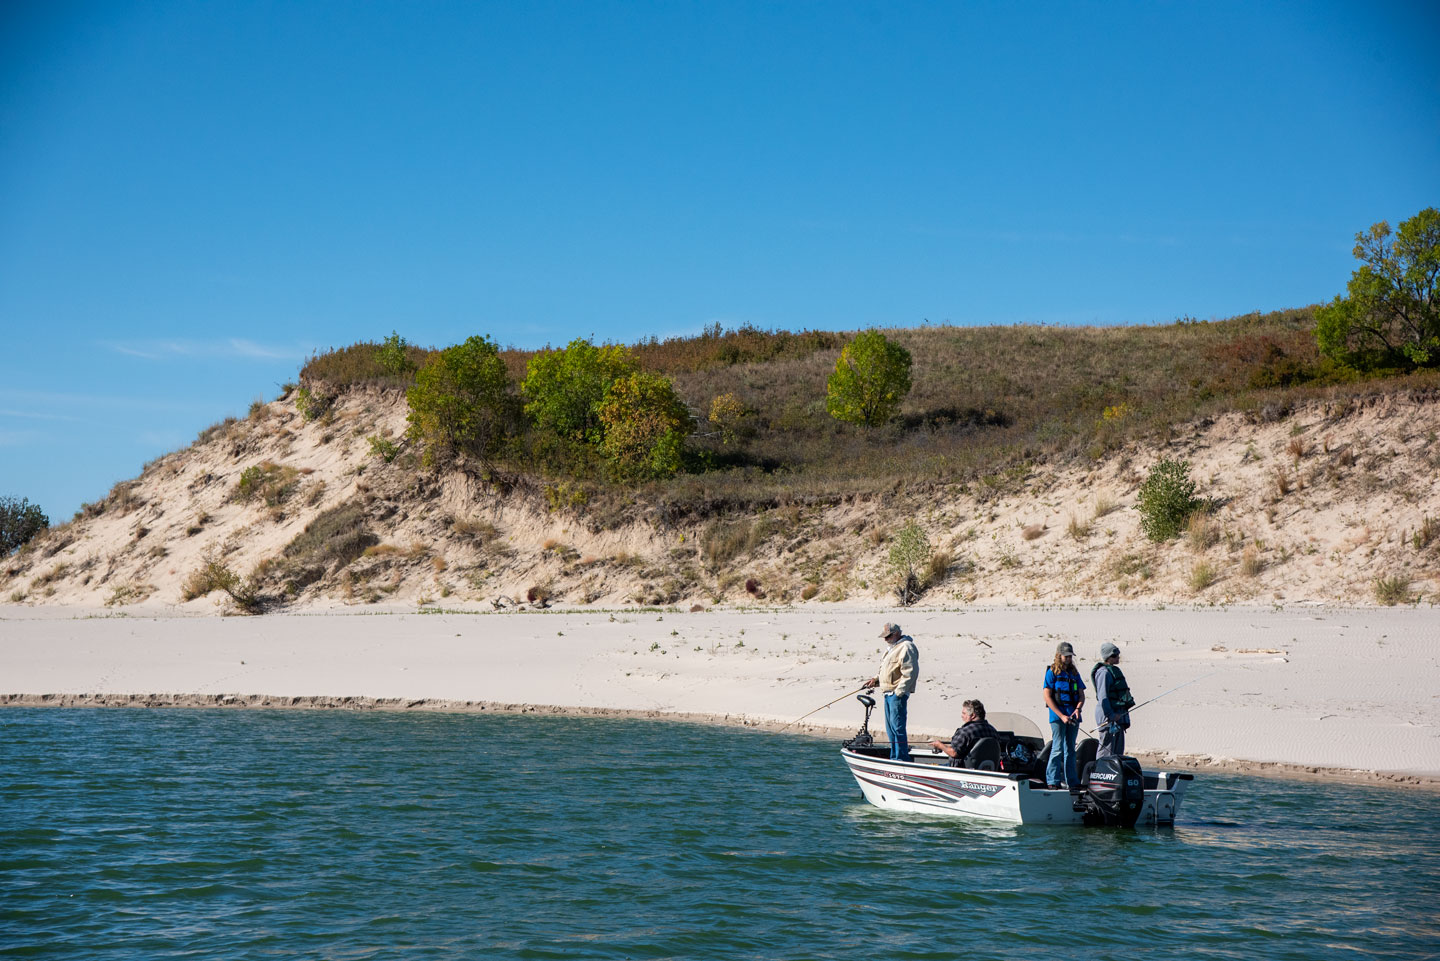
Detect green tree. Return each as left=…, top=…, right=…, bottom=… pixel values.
left=826, top=330, right=913, bottom=427
left=1135, top=458, right=1202, bottom=542
left=521, top=339, right=636, bottom=444
left=377, top=330, right=417, bottom=376
left=707, top=392, right=753, bottom=445
left=406, top=335, right=518, bottom=462
left=597, top=372, right=695, bottom=480
left=1316, top=207, right=1440, bottom=369
left=887, top=519, right=931, bottom=606
left=0, top=496, right=49, bottom=554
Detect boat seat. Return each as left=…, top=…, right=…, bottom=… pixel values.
left=964, top=737, right=1001, bottom=771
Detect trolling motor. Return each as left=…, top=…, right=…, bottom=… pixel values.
left=841, top=693, right=876, bottom=750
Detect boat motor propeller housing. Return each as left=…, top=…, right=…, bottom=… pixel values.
left=842, top=693, right=876, bottom=750
left=1080, top=756, right=1145, bottom=828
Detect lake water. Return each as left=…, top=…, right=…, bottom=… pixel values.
left=2, top=709, right=1438, bottom=960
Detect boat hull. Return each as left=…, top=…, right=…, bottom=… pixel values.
left=841, top=749, right=1190, bottom=826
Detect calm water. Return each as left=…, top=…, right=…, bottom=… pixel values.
left=2, top=710, right=1438, bottom=960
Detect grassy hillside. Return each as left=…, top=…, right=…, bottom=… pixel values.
left=296, top=309, right=1436, bottom=521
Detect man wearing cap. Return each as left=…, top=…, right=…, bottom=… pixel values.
left=861, top=623, right=920, bottom=762
left=1092, top=642, right=1135, bottom=759
left=1042, top=641, right=1086, bottom=790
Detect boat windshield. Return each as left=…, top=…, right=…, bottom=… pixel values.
left=987, top=711, right=1044, bottom=740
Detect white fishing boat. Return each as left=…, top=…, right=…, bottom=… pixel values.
left=839, top=695, right=1192, bottom=827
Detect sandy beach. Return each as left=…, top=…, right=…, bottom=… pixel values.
left=3, top=603, right=1436, bottom=787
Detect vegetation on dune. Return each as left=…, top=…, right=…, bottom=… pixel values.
left=886, top=519, right=931, bottom=606
left=1135, top=459, right=1203, bottom=543
left=295, top=306, right=1440, bottom=520
left=596, top=372, right=695, bottom=481
left=1317, top=207, right=1440, bottom=371
left=522, top=339, right=637, bottom=445
left=1, top=497, right=49, bottom=555
left=405, top=335, right=519, bottom=464
left=825, top=329, right=913, bottom=427
left=301, top=338, right=436, bottom=389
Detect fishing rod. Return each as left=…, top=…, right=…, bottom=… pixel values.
left=1078, top=670, right=1219, bottom=738
left=782, top=685, right=873, bottom=731
left=1130, top=671, right=1219, bottom=714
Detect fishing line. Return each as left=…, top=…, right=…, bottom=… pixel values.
left=781, top=685, right=872, bottom=731
left=1079, top=670, right=1222, bottom=739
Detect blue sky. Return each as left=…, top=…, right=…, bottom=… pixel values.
left=2, top=1, right=1437, bottom=520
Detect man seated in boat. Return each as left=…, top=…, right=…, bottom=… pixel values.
left=928, top=699, right=1000, bottom=769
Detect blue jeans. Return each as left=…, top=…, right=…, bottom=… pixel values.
left=884, top=694, right=912, bottom=761
left=1047, top=718, right=1079, bottom=788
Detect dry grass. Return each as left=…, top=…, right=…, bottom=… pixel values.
left=1092, top=494, right=1121, bottom=519
left=34, top=563, right=71, bottom=586
left=1240, top=546, right=1265, bottom=577
left=701, top=517, right=780, bottom=567
left=1189, top=561, right=1219, bottom=592
left=927, top=550, right=952, bottom=584
left=235, top=461, right=301, bottom=507
left=1273, top=466, right=1292, bottom=498
left=453, top=517, right=500, bottom=540
left=1286, top=437, right=1307, bottom=460
left=1373, top=574, right=1412, bottom=606
left=1412, top=516, right=1437, bottom=551
left=1187, top=513, right=1219, bottom=552
left=106, top=583, right=155, bottom=606
left=1066, top=514, right=1091, bottom=540
left=180, top=556, right=260, bottom=611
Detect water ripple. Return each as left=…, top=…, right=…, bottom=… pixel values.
left=2, top=709, right=1438, bottom=960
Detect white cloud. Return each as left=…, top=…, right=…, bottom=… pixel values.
left=0, top=408, right=84, bottom=422
left=102, top=338, right=311, bottom=362
left=0, top=388, right=196, bottom=413
left=0, top=428, right=41, bottom=447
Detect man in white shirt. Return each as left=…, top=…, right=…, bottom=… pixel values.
left=862, top=622, right=920, bottom=761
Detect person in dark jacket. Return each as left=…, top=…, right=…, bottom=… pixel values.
left=929, top=699, right=999, bottom=768
left=1092, top=641, right=1135, bottom=759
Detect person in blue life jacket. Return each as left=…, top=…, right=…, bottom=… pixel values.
left=861, top=622, right=919, bottom=762
left=1042, top=641, right=1086, bottom=790
left=1092, top=641, right=1135, bottom=759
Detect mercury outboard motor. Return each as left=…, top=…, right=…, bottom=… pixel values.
left=1080, top=756, right=1145, bottom=827
left=842, top=694, right=876, bottom=750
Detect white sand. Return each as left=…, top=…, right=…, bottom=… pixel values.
left=2, top=605, right=1437, bottom=784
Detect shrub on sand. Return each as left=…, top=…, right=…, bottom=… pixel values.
left=1373, top=575, right=1412, bottom=606
left=1135, top=459, right=1201, bottom=542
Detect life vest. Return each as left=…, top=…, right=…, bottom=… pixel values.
left=1046, top=665, right=1083, bottom=712
left=1092, top=662, right=1136, bottom=712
